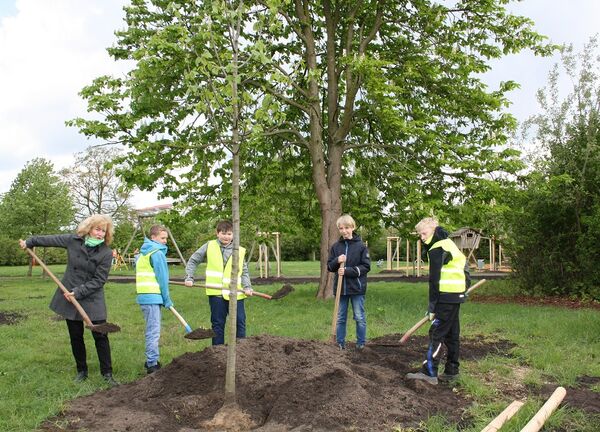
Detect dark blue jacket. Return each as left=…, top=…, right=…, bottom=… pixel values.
left=327, top=233, right=371, bottom=296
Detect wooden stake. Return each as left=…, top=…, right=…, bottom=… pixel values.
left=481, top=400, right=524, bottom=432
left=520, top=387, right=566, bottom=432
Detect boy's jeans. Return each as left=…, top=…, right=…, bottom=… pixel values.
left=141, top=304, right=161, bottom=366
left=336, top=294, right=366, bottom=347
left=209, top=296, right=246, bottom=345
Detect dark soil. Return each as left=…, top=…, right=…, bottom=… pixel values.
left=40, top=334, right=516, bottom=432
left=471, top=295, right=600, bottom=310
left=537, top=376, right=600, bottom=414
left=0, top=310, right=25, bottom=325
left=185, top=327, right=215, bottom=340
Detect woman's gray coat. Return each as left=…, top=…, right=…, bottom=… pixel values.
left=25, top=234, right=113, bottom=321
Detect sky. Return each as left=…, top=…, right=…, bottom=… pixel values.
left=0, top=0, right=599, bottom=208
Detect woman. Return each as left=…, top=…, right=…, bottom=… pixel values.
left=19, top=214, right=118, bottom=385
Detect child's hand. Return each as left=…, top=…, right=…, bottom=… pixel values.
left=244, top=288, right=253, bottom=296
left=184, top=280, right=193, bottom=287
left=63, top=292, right=75, bottom=303
left=338, top=267, right=345, bottom=276
left=18, top=239, right=27, bottom=249
left=338, top=254, right=346, bottom=263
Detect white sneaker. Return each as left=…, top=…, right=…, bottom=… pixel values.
left=405, top=372, right=438, bottom=385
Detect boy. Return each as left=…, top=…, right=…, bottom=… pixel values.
left=327, top=214, right=371, bottom=350
left=406, top=217, right=470, bottom=385
left=136, top=225, right=173, bottom=374
left=184, top=220, right=253, bottom=345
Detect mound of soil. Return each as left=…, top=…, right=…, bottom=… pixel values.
left=0, top=311, right=25, bottom=325
left=40, top=334, right=513, bottom=432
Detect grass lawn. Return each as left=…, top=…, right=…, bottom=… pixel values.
left=0, top=267, right=598, bottom=431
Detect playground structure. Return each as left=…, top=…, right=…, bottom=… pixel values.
left=121, top=203, right=187, bottom=266
left=247, top=231, right=281, bottom=278
left=385, top=227, right=507, bottom=275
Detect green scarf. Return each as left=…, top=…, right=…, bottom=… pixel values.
left=85, top=237, right=104, bottom=247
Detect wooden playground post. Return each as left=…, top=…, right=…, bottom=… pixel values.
left=405, top=239, right=410, bottom=275
left=274, top=232, right=281, bottom=277
left=386, top=237, right=400, bottom=271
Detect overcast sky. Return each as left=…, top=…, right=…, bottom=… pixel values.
left=1, top=0, right=599, bottom=208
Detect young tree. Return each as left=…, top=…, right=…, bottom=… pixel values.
left=69, top=0, right=551, bottom=297
left=61, top=146, right=133, bottom=224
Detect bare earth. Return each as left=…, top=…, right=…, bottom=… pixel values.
left=36, top=333, right=598, bottom=432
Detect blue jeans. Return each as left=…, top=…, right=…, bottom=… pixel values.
left=336, top=294, right=366, bottom=347
left=208, top=296, right=246, bottom=345
left=141, top=304, right=161, bottom=366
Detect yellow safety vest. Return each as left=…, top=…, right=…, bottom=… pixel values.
left=429, top=239, right=467, bottom=293
left=136, top=250, right=160, bottom=294
left=205, top=240, right=246, bottom=300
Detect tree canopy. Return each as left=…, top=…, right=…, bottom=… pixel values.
left=69, top=0, right=552, bottom=296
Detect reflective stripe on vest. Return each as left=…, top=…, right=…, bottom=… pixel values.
left=205, top=240, right=246, bottom=300
left=429, top=239, right=466, bottom=293
left=136, top=250, right=160, bottom=294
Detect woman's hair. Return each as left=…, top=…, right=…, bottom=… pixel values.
left=77, top=214, right=115, bottom=245
left=415, top=217, right=439, bottom=233
left=336, top=214, right=356, bottom=229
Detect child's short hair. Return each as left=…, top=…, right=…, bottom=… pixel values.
left=216, top=220, right=233, bottom=233
left=149, top=224, right=168, bottom=238
left=415, top=217, right=439, bottom=233
left=336, top=214, right=356, bottom=229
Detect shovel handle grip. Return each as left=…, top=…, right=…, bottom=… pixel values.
left=25, top=248, right=95, bottom=329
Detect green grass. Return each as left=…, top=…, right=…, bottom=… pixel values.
left=0, top=273, right=598, bottom=431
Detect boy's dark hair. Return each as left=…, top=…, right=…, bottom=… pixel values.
left=149, top=224, right=168, bottom=238
left=216, top=220, right=233, bottom=233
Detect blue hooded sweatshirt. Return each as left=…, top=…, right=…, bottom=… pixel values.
left=136, top=237, right=173, bottom=308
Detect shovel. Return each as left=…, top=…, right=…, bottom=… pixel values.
left=330, top=263, right=345, bottom=343
left=399, top=278, right=487, bottom=344
left=169, top=306, right=214, bottom=340
left=25, top=248, right=120, bottom=333
left=169, top=280, right=293, bottom=300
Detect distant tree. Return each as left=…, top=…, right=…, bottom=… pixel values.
left=507, top=37, right=600, bottom=299
left=0, top=158, right=74, bottom=274
left=60, top=146, right=134, bottom=224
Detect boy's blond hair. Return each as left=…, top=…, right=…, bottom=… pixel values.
left=77, top=214, right=114, bottom=245
left=415, top=217, right=438, bottom=233
left=336, top=214, right=356, bottom=229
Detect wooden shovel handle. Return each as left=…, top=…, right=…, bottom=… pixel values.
left=330, top=262, right=345, bottom=342
left=170, top=280, right=272, bottom=299
left=399, top=278, right=488, bottom=344
left=169, top=306, right=192, bottom=333
left=25, top=248, right=95, bottom=328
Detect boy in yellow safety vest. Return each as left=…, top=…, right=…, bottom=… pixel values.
left=136, top=225, right=173, bottom=374
left=184, top=220, right=253, bottom=345
left=406, top=217, right=470, bottom=385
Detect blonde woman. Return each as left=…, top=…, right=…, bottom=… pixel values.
left=19, top=214, right=117, bottom=385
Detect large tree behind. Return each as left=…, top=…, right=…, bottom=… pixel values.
left=70, top=0, right=551, bottom=297
left=60, top=146, right=133, bottom=224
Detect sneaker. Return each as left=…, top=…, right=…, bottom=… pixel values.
left=337, top=343, right=346, bottom=350
left=102, top=373, right=119, bottom=387
left=145, top=361, right=162, bottom=374
left=438, top=372, right=460, bottom=382
left=405, top=372, right=438, bottom=385
left=74, top=371, right=88, bottom=382
left=356, top=344, right=365, bottom=351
